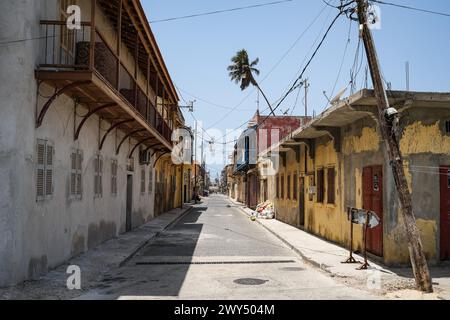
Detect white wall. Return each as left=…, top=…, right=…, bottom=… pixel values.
left=0, top=0, right=157, bottom=286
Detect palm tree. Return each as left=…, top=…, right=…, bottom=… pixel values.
left=227, top=49, right=275, bottom=116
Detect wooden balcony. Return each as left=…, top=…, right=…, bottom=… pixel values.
left=36, top=13, right=176, bottom=153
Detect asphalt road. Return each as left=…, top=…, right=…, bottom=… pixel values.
left=81, top=194, right=377, bottom=300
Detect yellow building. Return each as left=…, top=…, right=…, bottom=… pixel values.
left=259, top=89, right=450, bottom=266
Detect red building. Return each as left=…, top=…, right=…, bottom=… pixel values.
left=233, top=111, right=311, bottom=209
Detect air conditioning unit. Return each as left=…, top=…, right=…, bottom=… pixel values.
left=127, top=157, right=135, bottom=172
left=139, top=150, right=150, bottom=165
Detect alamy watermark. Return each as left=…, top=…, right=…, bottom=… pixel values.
left=66, top=265, right=81, bottom=290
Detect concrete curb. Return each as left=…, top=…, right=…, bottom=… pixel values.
left=229, top=198, right=332, bottom=274
left=119, top=206, right=194, bottom=267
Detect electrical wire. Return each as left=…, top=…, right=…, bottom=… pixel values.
left=221, top=4, right=349, bottom=145
left=150, top=0, right=294, bottom=23
left=205, top=1, right=333, bottom=131
left=371, top=0, right=450, bottom=18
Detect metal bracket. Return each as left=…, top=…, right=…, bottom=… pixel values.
left=75, top=103, right=117, bottom=140
left=153, top=151, right=170, bottom=168
left=116, top=129, right=146, bottom=155
left=36, top=81, right=91, bottom=128
left=99, top=119, right=135, bottom=150
left=128, top=137, right=155, bottom=159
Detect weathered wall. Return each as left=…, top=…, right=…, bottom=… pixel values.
left=0, top=0, right=175, bottom=286
left=272, top=149, right=302, bottom=227
left=303, top=136, right=348, bottom=246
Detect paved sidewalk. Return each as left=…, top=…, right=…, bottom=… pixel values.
left=0, top=205, right=193, bottom=300
left=229, top=198, right=448, bottom=300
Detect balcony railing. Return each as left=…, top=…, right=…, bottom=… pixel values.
left=39, top=20, right=172, bottom=145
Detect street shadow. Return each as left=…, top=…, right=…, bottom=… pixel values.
left=97, top=206, right=207, bottom=298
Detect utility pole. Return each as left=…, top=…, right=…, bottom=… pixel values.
left=356, top=0, right=432, bottom=292
left=201, top=129, right=204, bottom=194
left=301, top=78, right=309, bottom=117
left=194, top=121, right=198, bottom=204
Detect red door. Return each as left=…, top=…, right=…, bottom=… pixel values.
left=440, top=166, right=450, bottom=260
left=363, top=166, right=383, bottom=256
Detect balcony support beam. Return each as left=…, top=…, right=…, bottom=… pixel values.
left=129, top=137, right=155, bottom=159
left=116, top=129, right=146, bottom=155
left=99, top=119, right=134, bottom=150
left=36, top=80, right=91, bottom=128
left=75, top=103, right=117, bottom=140
left=153, top=151, right=170, bottom=168
left=144, top=143, right=163, bottom=153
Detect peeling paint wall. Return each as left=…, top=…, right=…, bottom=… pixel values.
left=263, top=108, right=450, bottom=265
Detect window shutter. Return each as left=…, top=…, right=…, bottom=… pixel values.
left=327, top=167, right=335, bottom=204
left=70, top=152, right=77, bottom=195
left=111, top=160, right=117, bottom=195
left=76, top=151, right=83, bottom=197
left=99, top=157, right=103, bottom=196
left=45, top=144, right=54, bottom=197
left=36, top=140, right=46, bottom=200
left=141, top=168, right=145, bottom=194
left=148, top=168, right=153, bottom=194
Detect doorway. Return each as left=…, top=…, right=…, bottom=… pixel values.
left=440, top=166, right=450, bottom=260
left=299, top=177, right=305, bottom=227
left=362, top=166, right=383, bottom=256
left=126, top=174, right=133, bottom=232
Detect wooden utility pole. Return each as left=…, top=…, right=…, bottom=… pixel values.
left=355, top=0, right=432, bottom=292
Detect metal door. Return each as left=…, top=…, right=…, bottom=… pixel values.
left=440, top=166, right=450, bottom=260
left=299, top=177, right=305, bottom=227
left=363, top=166, right=383, bottom=256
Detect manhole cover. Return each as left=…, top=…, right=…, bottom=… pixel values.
left=280, top=267, right=305, bottom=272
left=234, top=278, right=268, bottom=286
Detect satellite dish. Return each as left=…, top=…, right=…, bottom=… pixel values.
left=330, top=86, right=348, bottom=105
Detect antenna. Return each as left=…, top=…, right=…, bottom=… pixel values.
left=330, top=86, right=348, bottom=105
left=406, top=61, right=410, bottom=91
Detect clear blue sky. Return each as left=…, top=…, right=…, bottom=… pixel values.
left=142, top=0, right=450, bottom=176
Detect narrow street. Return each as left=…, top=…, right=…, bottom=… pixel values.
left=81, top=195, right=376, bottom=300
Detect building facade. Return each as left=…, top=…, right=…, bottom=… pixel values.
left=229, top=111, right=310, bottom=208
left=0, top=0, right=189, bottom=286
left=257, top=89, right=450, bottom=266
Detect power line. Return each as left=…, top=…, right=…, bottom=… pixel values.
left=177, top=87, right=255, bottom=112
left=321, top=17, right=353, bottom=112
left=208, top=1, right=332, bottom=134
left=371, top=0, right=450, bottom=18
left=221, top=5, right=347, bottom=145
left=150, top=0, right=294, bottom=23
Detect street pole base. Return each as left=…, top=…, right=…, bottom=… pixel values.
left=357, top=262, right=370, bottom=270
left=341, top=256, right=360, bottom=264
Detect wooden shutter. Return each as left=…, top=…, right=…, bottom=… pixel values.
left=45, top=144, right=54, bottom=197
left=76, top=151, right=83, bottom=197
left=99, top=157, right=103, bottom=196
left=70, top=152, right=77, bottom=196
left=111, top=160, right=117, bottom=195
left=36, top=140, right=46, bottom=200
left=287, top=175, right=291, bottom=200
left=94, top=156, right=99, bottom=196
left=276, top=176, right=279, bottom=198
left=148, top=168, right=153, bottom=194
left=141, top=168, right=146, bottom=194
left=327, top=167, right=335, bottom=204
left=317, top=169, right=324, bottom=203
left=293, top=173, right=298, bottom=200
